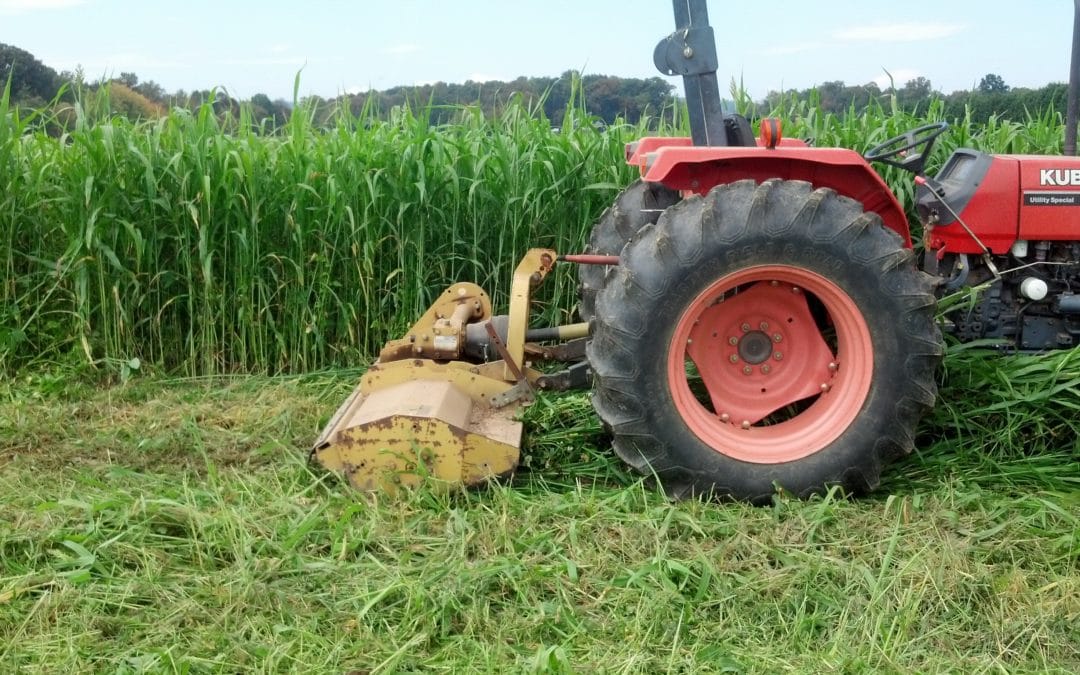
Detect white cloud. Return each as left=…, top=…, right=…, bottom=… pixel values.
left=834, top=22, right=964, bottom=43
left=872, top=68, right=922, bottom=89
left=0, top=0, right=84, bottom=14
left=382, top=44, right=421, bottom=56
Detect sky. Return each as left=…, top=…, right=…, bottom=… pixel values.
left=1, top=0, right=1075, bottom=102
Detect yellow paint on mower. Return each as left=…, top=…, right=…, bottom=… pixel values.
left=312, top=249, right=560, bottom=492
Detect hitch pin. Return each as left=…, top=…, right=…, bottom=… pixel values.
left=559, top=254, right=620, bottom=266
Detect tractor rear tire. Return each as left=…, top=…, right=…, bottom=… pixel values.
left=588, top=179, right=943, bottom=503
left=578, top=179, right=679, bottom=322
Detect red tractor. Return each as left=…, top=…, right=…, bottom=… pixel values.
left=313, top=0, right=1080, bottom=502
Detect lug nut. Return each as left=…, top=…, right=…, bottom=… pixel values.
left=773, top=333, right=783, bottom=343
left=828, top=362, right=838, bottom=372
left=774, top=352, right=784, bottom=361
left=729, top=354, right=739, bottom=363
left=742, top=365, right=753, bottom=375
left=820, top=383, right=832, bottom=392
left=720, top=413, right=731, bottom=423
left=792, top=287, right=802, bottom=294
left=741, top=420, right=751, bottom=430
left=761, top=364, right=771, bottom=374
left=759, top=321, right=769, bottom=331
left=728, top=336, right=738, bottom=346
left=741, top=323, right=751, bottom=332
left=770, top=280, right=780, bottom=287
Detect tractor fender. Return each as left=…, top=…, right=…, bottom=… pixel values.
left=635, top=144, right=912, bottom=247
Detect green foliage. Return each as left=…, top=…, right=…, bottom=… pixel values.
left=1, top=87, right=649, bottom=374
left=978, top=73, right=1010, bottom=94
left=0, top=75, right=1071, bottom=377
left=339, top=70, right=676, bottom=127
left=764, top=76, right=1070, bottom=126
left=88, top=82, right=165, bottom=120
left=0, top=42, right=61, bottom=106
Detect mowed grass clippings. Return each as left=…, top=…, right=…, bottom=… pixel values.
left=1, top=374, right=1078, bottom=673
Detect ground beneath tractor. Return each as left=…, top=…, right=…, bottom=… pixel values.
left=0, top=369, right=1077, bottom=672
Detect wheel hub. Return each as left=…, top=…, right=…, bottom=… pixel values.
left=684, top=280, right=836, bottom=424
left=737, top=330, right=773, bottom=365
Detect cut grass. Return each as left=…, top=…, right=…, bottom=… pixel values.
left=1, top=369, right=1077, bottom=673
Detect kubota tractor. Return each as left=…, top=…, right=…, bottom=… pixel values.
left=312, top=1, right=1080, bottom=502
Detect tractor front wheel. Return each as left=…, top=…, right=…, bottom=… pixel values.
left=588, top=179, right=943, bottom=502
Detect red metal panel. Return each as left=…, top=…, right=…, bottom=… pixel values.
left=929, top=156, right=1019, bottom=254
left=626, top=136, right=808, bottom=166
left=637, top=145, right=911, bottom=247
left=1015, top=155, right=1080, bottom=240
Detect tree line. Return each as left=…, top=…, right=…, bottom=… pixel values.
left=1, top=41, right=1071, bottom=129
left=762, top=75, right=1070, bottom=126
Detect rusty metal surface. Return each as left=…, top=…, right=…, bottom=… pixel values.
left=378, top=282, right=493, bottom=362
left=358, top=359, right=533, bottom=407
left=313, top=248, right=568, bottom=494
left=505, top=248, right=557, bottom=381
left=525, top=336, right=589, bottom=362
left=313, top=377, right=522, bottom=492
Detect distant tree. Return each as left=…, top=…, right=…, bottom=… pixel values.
left=977, top=73, right=1009, bottom=94
left=249, top=92, right=288, bottom=128
left=851, top=81, right=884, bottom=111
left=762, top=80, right=885, bottom=117
left=897, top=77, right=934, bottom=111
left=250, top=92, right=273, bottom=111
left=117, top=71, right=139, bottom=89
left=134, top=79, right=166, bottom=103
left=0, top=42, right=61, bottom=102
left=97, top=82, right=165, bottom=119
left=56, top=66, right=85, bottom=102
left=813, top=80, right=848, bottom=112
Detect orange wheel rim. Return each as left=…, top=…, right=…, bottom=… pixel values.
left=667, top=265, right=874, bottom=464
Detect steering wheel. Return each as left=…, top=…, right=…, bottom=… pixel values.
left=863, top=122, right=949, bottom=175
